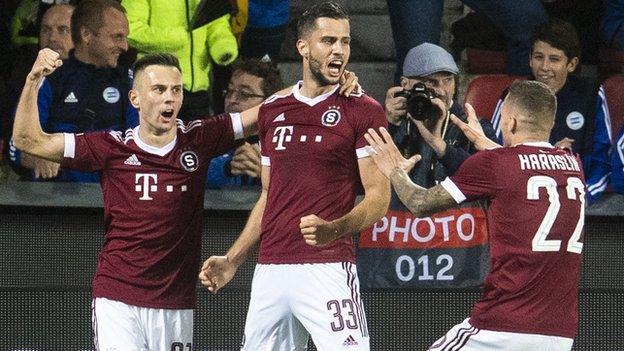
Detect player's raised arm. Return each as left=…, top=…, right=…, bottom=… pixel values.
left=365, top=127, right=457, bottom=217
left=12, top=48, right=65, bottom=163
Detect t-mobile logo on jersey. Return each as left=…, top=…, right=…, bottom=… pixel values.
left=136, top=173, right=158, bottom=200
left=272, top=126, right=293, bottom=150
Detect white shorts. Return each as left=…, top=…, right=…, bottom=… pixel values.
left=428, top=318, right=574, bottom=351
left=92, top=297, right=193, bottom=351
left=242, top=262, right=369, bottom=351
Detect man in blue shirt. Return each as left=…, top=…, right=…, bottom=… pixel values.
left=10, top=0, right=138, bottom=182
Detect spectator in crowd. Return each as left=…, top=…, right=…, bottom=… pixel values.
left=601, top=0, right=624, bottom=50
left=491, top=19, right=598, bottom=160
left=240, top=0, right=290, bottom=60
left=612, top=126, right=624, bottom=195
left=387, top=0, right=547, bottom=82
left=367, top=80, right=585, bottom=351
left=9, top=0, right=138, bottom=182
left=122, top=0, right=239, bottom=120
left=384, top=42, right=495, bottom=192
left=207, top=58, right=283, bottom=188
left=585, top=86, right=615, bottom=203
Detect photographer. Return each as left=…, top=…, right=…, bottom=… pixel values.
left=385, top=42, right=495, bottom=188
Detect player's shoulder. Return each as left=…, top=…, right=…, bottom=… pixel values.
left=263, top=86, right=295, bottom=106
left=342, top=90, right=381, bottom=107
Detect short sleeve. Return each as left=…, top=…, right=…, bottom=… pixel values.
left=196, top=113, right=243, bottom=157
left=352, top=95, right=388, bottom=158
left=61, top=131, right=111, bottom=172
left=441, top=149, right=500, bottom=203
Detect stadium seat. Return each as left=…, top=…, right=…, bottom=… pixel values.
left=465, top=48, right=507, bottom=74
left=603, top=75, right=624, bottom=134
left=599, top=46, right=624, bottom=78
left=464, top=74, right=527, bottom=120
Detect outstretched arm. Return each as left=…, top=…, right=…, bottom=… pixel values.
left=12, top=49, right=65, bottom=162
left=365, top=127, right=457, bottom=217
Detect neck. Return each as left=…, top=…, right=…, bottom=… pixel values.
left=138, top=124, right=177, bottom=148
left=73, top=45, right=102, bottom=68
left=299, top=65, right=336, bottom=98
left=510, top=133, right=549, bottom=146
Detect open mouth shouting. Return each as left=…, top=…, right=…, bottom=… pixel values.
left=328, top=60, right=344, bottom=77
left=161, top=108, right=175, bottom=121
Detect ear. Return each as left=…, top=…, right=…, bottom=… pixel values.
left=566, top=57, right=579, bottom=73
left=399, top=77, right=409, bottom=89
left=296, top=39, right=309, bottom=59
left=129, top=89, right=140, bottom=110
left=510, top=116, right=518, bottom=135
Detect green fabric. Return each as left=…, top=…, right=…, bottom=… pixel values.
left=11, top=0, right=39, bottom=47
left=122, top=0, right=239, bottom=92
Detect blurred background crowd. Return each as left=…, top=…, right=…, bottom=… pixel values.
left=0, top=0, right=622, bottom=205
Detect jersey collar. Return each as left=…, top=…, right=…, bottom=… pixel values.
left=133, top=126, right=177, bottom=156
left=292, top=81, right=339, bottom=106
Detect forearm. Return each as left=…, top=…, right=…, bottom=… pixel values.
left=389, top=168, right=454, bottom=217
left=332, top=183, right=390, bottom=236
left=12, top=76, right=53, bottom=159
left=226, top=190, right=266, bottom=266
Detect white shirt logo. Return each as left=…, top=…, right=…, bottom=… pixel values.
left=272, top=126, right=293, bottom=150
left=103, top=87, right=120, bottom=103
left=124, top=154, right=141, bottom=166
left=566, top=111, right=584, bottom=130
left=135, top=173, right=157, bottom=200
left=64, top=92, right=78, bottom=103
left=273, top=113, right=286, bottom=122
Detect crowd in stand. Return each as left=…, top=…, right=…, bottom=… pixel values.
left=0, top=0, right=623, bottom=204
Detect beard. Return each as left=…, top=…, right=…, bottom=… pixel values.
left=308, top=55, right=338, bottom=87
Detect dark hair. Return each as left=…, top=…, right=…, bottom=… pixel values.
left=71, top=0, right=125, bottom=45
left=531, top=18, right=581, bottom=61
left=507, top=80, right=557, bottom=131
left=133, top=53, right=182, bottom=78
left=231, top=59, right=284, bottom=97
left=296, top=1, right=349, bottom=39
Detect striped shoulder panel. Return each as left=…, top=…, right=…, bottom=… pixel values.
left=263, top=89, right=293, bottom=105
left=177, top=119, right=203, bottom=134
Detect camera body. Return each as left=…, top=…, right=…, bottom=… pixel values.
left=395, top=82, right=440, bottom=121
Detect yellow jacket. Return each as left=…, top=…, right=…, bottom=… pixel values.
left=122, top=0, right=239, bottom=92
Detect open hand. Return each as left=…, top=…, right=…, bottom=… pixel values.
left=364, top=127, right=421, bottom=178
left=450, top=103, right=501, bottom=151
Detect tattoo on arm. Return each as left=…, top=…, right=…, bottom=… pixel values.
left=389, top=169, right=457, bottom=217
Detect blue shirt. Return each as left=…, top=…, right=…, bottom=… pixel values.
left=10, top=52, right=139, bottom=182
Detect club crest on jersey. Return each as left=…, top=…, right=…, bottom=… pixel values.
left=180, top=151, right=199, bottom=172
left=321, top=106, right=341, bottom=127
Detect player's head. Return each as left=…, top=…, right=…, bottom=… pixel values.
left=500, top=80, right=557, bottom=146
left=39, top=4, right=74, bottom=60
left=296, top=1, right=350, bottom=87
left=224, top=58, right=283, bottom=113
left=130, top=53, right=183, bottom=134
left=71, top=0, right=129, bottom=68
left=530, top=18, right=580, bottom=94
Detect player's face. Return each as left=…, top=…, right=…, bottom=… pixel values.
left=39, top=5, right=74, bottom=60
left=132, top=65, right=183, bottom=135
left=401, top=72, right=455, bottom=109
left=302, top=18, right=350, bottom=86
left=84, top=8, right=129, bottom=68
left=530, top=40, right=578, bottom=94
left=224, top=71, right=265, bottom=113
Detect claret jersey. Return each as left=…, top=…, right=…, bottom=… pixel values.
left=441, top=142, right=585, bottom=338
left=257, top=82, right=387, bottom=264
left=62, top=113, right=243, bottom=309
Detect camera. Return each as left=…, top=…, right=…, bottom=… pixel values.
left=395, top=82, right=440, bottom=121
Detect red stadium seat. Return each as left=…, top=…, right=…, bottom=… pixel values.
left=465, top=48, right=507, bottom=74
left=603, top=75, right=624, bottom=134
left=464, top=74, right=527, bottom=120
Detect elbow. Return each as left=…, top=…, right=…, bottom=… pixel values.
left=11, top=134, right=30, bottom=152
